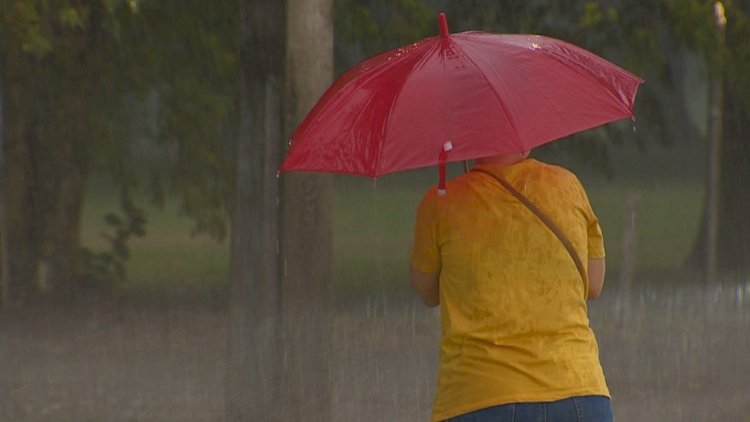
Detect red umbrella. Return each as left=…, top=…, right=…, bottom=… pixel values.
left=279, top=12, right=643, bottom=178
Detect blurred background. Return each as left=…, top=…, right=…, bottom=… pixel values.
left=0, top=0, right=748, bottom=421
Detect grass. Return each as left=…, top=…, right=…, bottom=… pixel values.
left=589, top=183, right=704, bottom=272
left=79, top=143, right=707, bottom=300
left=80, top=184, right=229, bottom=304
left=332, top=167, right=442, bottom=298
left=578, top=142, right=707, bottom=278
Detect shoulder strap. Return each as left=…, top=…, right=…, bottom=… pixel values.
left=471, top=168, right=587, bottom=284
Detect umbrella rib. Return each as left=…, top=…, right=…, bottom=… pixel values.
left=540, top=42, right=641, bottom=113
left=454, top=40, right=525, bottom=152
left=374, top=39, right=442, bottom=174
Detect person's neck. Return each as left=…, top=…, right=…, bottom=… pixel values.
left=475, top=153, right=528, bottom=166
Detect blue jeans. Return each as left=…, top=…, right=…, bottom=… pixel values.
left=444, top=396, right=613, bottom=422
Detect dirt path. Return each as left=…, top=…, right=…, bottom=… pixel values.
left=1, top=303, right=227, bottom=421
left=1, top=284, right=748, bottom=421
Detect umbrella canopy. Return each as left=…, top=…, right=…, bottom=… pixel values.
left=279, top=12, right=643, bottom=178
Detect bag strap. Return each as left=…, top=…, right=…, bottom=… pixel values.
left=470, top=168, right=587, bottom=284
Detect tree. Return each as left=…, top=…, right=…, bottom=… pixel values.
left=709, top=2, right=750, bottom=277
left=575, top=0, right=750, bottom=277
left=1, top=0, right=142, bottom=300
left=226, top=0, right=336, bottom=419
left=333, top=0, right=434, bottom=72
left=225, top=0, right=284, bottom=419
left=280, top=0, right=335, bottom=419
left=0, top=0, right=238, bottom=302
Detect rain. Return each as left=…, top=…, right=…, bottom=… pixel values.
left=1, top=1, right=749, bottom=421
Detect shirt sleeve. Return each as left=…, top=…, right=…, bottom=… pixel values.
left=578, top=183, right=605, bottom=259
left=587, top=217, right=606, bottom=259
left=410, top=189, right=442, bottom=274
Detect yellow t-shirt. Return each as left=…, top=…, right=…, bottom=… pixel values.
left=410, top=159, right=608, bottom=422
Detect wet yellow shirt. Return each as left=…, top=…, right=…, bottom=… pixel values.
left=410, top=159, right=608, bottom=422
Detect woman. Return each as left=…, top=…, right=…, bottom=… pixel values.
left=410, top=151, right=611, bottom=422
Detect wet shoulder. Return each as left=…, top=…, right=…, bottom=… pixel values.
left=523, top=160, right=587, bottom=207
left=528, top=159, right=575, bottom=178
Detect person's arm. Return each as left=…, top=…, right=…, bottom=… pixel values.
left=410, top=266, right=440, bottom=307
left=587, top=257, right=606, bottom=300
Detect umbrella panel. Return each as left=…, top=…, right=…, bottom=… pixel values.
left=279, top=30, right=642, bottom=178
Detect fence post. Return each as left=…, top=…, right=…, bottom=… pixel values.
left=0, top=71, right=10, bottom=307
left=619, top=193, right=640, bottom=292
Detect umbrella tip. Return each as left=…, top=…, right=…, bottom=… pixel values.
left=438, top=12, right=449, bottom=37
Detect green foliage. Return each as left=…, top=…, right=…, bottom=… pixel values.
left=59, top=5, right=85, bottom=29
left=1, top=0, right=239, bottom=296
left=579, top=1, right=618, bottom=28
left=1, top=0, right=137, bottom=57
left=2, top=0, right=238, bottom=229
left=133, top=0, right=238, bottom=241
left=3, top=0, right=138, bottom=173
left=334, top=0, right=434, bottom=71
left=725, top=1, right=750, bottom=92
left=79, top=190, right=146, bottom=288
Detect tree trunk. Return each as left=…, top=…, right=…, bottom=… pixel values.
left=689, top=88, right=750, bottom=279
left=3, top=118, right=86, bottom=301
left=2, top=42, right=90, bottom=301
left=40, top=142, right=85, bottom=298
left=716, top=90, right=750, bottom=276
left=0, top=76, right=8, bottom=306
left=226, top=0, right=285, bottom=420
left=4, top=122, right=37, bottom=301
left=280, top=0, right=334, bottom=420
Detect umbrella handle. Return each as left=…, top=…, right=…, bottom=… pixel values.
left=438, top=142, right=453, bottom=196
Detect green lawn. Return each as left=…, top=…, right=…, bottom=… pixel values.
left=588, top=182, right=704, bottom=272
left=80, top=144, right=706, bottom=299
left=80, top=185, right=230, bottom=302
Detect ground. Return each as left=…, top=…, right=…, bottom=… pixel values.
left=1, top=282, right=749, bottom=421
